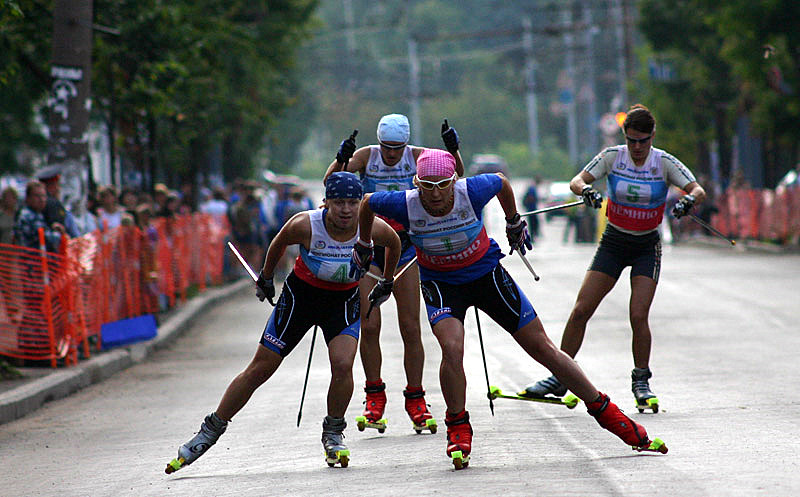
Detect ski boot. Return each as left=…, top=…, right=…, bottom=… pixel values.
left=404, top=386, right=437, bottom=434
left=355, top=380, right=387, bottom=433
left=520, top=374, right=567, bottom=399
left=632, top=367, right=660, bottom=413
left=445, top=410, right=473, bottom=470
left=586, top=392, right=668, bottom=454
left=165, top=412, right=228, bottom=474
left=322, top=416, right=350, bottom=468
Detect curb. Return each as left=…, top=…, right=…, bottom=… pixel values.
left=0, top=278, right=251, bottom=426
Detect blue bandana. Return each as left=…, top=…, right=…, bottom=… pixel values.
left=325, top=172, right=363, bottom=199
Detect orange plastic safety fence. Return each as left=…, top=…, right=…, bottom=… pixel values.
left=0, top=214, right=230, bottom=367
left=712, top=186, right=800, bottom=243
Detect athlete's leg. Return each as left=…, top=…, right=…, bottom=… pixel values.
left=215, top=344, right=283, bottom=421
left=560, top=270, right=617, bottom=357
left=629, top=275, right=657, bottom=368
left=393, top=264, right=424, bottom=387
left=327, top=334, right=358, bottom=417
left=431, top=317, right=467, bottom=414
left=513, top=317, right=598, bottom=401
left=358, top=268, right=382, bottom=381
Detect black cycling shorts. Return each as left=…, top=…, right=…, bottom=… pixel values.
left=420, top=263, right=537, bottom=334
left=260, top=272, right=360, bottom=357
left=589, top=224, right=662, bottom=282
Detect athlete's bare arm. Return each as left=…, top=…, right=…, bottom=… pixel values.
left=371, top=217, right=401, bottom=281
left=323, top=147, right=371, bottom=185
left=570, top=170, right=597, bottom=196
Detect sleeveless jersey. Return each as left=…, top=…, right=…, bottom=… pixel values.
left=361, top=145, right=416, bottom=232
left=605, top=145, right=668, bottom=232
left=294, top=209, right=359, bottom=290
left=405, top=180, right=491, bottom=272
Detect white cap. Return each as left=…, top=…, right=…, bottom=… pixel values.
left=376, top=114, right=410, bottom=144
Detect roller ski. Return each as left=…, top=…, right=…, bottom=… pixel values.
left=165, top=412, right=228, bottom=474
left=489, top=385, right=580, bottom=409
left=355, top=380, right=387, bottom=433
left=404, top=386, right=438, bottom=434
left=322, top=416, right=350, bottom=468
left=445, top=410, right=472, bottom=470
left=586, top=392, right=668, bottom=454
left=632, top=367, right=660, bottom=413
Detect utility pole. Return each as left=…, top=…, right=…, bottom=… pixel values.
left=562, top=8, right=578, bottom=166
left=343, top=0, right=355, bottom=53
left=47, top=0, right=93, bottom=199
left=522, top=17, right=539, bottom=156
left=613, top=0, right=628, bottom=108
left=583, top=4, right=599, bottom=155
left=407, top=36, right=422, bottom=140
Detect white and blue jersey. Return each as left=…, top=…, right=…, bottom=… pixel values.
left=368, top=174, right=505, bottom=284
left=585, top=145, right=696, bottom=234
left=294, top=208, right=359, bottom=290
left=361, top=145, right=417, bottom=193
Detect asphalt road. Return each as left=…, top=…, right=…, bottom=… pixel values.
left=1, top=211, right=799, bottom=497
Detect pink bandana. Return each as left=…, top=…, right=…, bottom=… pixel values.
left=416, top=149, right=456, bottom=178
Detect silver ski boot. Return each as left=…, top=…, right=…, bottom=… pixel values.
left=521, top=374, right=567, bottom=398
left=632, top=367, right=660, bottom=413
left=322, top=415, right=350, bottom=468
left=165, top=412, right=228, bottom=473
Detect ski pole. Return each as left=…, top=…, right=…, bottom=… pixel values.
left=365, top=257, right=418, bottom=318
left=228, top=241, right=258, bottom=282
left=366, top=256, right=417, bottom=281
left=474, top=308, right=495, bottom=416
left=517, top=250, right=540, bottom=281
left=520, top=200, right=584, bottom=217
left=297, top=326, right=317, bottom=427
left=687, top=214, right=736, bottom=246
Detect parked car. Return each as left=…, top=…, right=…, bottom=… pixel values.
left=542, top=181, right=576, bottom=219
left=468, top=154, right=509, bottom=176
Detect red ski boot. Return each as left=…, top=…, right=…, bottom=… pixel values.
left=445, top=410, right=472, bottom=469
left=355, top=380, right=387, bottom=433
left=586, top=392, right=668, bottom=453
left=404, top=386, right=438, bottom=434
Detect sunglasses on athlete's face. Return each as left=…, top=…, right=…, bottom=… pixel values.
left=417, top=174, right=456, bottom=191
left=625, top=134, right=652, bottom=145
left=379, top=140, right=407, bottom=150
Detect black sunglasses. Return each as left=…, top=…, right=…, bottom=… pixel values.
left=379, top=140, right=407, bottom=150
left=625, top=134, right=652, bottom=145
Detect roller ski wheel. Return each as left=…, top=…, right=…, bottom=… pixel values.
left=355, top=415, right=387, bottom=433
left=449, top=450, right=470, bottom=470
left=632, top=437, right=668, bottom=454
left=165, top=457, right=185, bottom=474
left=325, top=449, right=350, bottom=468
left=413, top=418, right=438, bottom=435
left=488, top=385, right=580, bottom=409
left=636, top=397, right=660, bottom=414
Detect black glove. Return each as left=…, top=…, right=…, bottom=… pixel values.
left=256, top=272, right=275, bottom=305
left=581, top=185, right=603, bottom=209
left=505, top=213, right=533, bottom=255
left=671, top=194, right=695, bottom=219
left=368, top=278, right=394, bottom=311
left=349, top=239, right=373, bottom=279
left=336, top=129, right=358, bottom=165
left=441, top=119, right=459, bottom=154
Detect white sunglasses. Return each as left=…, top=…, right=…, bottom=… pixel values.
left=416, top=174, right=457, bottom=190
